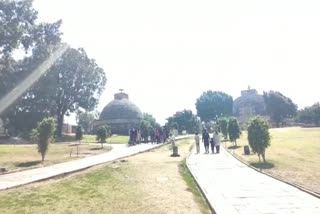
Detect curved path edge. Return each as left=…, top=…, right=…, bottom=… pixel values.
left=186, top=141, right=320, bottom=214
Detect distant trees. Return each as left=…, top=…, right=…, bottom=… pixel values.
left=76, top=111, right=98, bottom=134
left=247, top=116, right=271, bottom=163
left=196, top=91, right=233, bottom=122
left=227, top=118, right=241, bottom=146
left=31, top=117, right=56, bottom=161
left=263, top=91, right=297, bottom=127
left=296, top=103, right=320, bottom=126
left=96, top=126, right=111, bottom=148
left=166, top=110, right=200, bottom=134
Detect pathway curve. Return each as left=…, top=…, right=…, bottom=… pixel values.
left=0, top=136, right=190, bottom=190
left=187, top=142, right=320, bottom=214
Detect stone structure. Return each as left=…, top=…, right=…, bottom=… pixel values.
left=233, top=88, right=267, bottom=127
left=94, top=91, right=143, bottom=135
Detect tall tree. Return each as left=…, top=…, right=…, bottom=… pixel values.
left=17, top=47, right=107, bottom=137
left=263, top=91, right=297, bottom=127
left=166, top=110, right=200, bottom=134
left=0, top=0, right=62, bottom=135
left=196, top=91, right=233, bottom=122
left=247, top=116, right=271, bottom=162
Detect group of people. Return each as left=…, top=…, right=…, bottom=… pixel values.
left=194, top=129, right=221, bottom=154
left=128, top=127, right=169, bottom=146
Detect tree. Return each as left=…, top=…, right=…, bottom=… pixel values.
left=96, top=126, right=111, bottom=148
left=247, top=116, right=271, bottom=162
left=76, top=111, right=96, bottom=134
left=0, top=0, right=62, bottom=98
left=296, top=103, right=320, bottom=126
left=196, top=91, right=233, bottom=122
left=32, top=117, right=56, bottom=161
left=142, top=113, right=160, bottom=128
left=227, top=117, right=241, bottom=146
left=218, top=118, right=228, bottom=139
left=263, top=91, right=297, bottom=127
left=14, top=47, right=107, bottom=137
left=166, top=110, right=200, bottom=134
left=140, top=120, right=151, bottom=143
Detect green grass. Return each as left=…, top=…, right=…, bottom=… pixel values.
left=0, top=144, right=111, bottom=172
left=59, top=134, right=129, bottom=144
left=0, top=138, right=210, bottom=214
left=225, top=127, right=320, bottom=193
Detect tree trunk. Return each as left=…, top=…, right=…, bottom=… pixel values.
left=57, top=114, right=64, bottom=137
left=41, top=154, right=45, bottom=162
left=262, top=151, right=266, bottom=163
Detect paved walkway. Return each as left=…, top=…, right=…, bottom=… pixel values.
left=187, top=142, right=320, bottom=214
left=0, top=136, right=190, bottom=190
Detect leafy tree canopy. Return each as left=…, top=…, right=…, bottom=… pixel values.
left=263, top=91, right=297, bottom=127
left=196, top=91, right=233, bottom=122
left=166, top=109, right=200, bottom=134
left=227, top=117, right=241, bottom=145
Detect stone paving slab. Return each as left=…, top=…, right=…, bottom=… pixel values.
left=0, top=136, right=191, bottom=190
left=187, top=142, right=320, bottom=214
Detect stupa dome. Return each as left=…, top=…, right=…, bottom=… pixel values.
left=98, top=91, right=143, bottom=135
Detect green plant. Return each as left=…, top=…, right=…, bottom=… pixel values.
left=218, top=118, right=228, bottom=139
left=96, top=126, right=111, bottom=148
left=33, top=117, right=56, bottom=161
left=247, top=116, right=271, bottom=162
left=228, top=117, right=241, bottom=146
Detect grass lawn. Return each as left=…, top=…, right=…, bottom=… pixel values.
left=60, top=134, right=129, bottom=144
left=225, top=127, right=320, bottom=193
left=0, top=138, right=211, bottom=214
left=0, top=143, right=111, bottom=172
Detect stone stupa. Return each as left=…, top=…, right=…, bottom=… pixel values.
left=93, top=90, right=143, bottom=135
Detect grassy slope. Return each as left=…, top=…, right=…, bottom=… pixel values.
left=0, top=139, right=210, bottom=214
left=225, top=127, right=320, bottom=193
left=0, top=144, right=111, bottom=172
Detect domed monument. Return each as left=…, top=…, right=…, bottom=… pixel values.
left=233, top=87, right=267, bottom=126
left=94, top=90, right=143, bottom=135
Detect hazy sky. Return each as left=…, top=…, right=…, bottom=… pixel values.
left=34, top=0, right=320, bottom=125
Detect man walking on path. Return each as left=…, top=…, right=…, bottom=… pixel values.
left=202, top=129, right=210, bottom=154
left=195, top=132, right=200, bottom=153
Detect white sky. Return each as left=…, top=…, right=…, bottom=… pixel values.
left=34, top=0, right=320, bottom=125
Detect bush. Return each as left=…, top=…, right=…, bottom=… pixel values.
left=96, top=126, right=111, bottom=148
left=227, top=117, right=241, bottom=145
left=247, top=116, right=271, bottom=162
left=32, top=117, right=56, bottom=161
left=218, top=118, right=228, bottom=139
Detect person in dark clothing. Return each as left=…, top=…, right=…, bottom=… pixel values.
left=202, top=129, right=210, bottom=154
left=210, top=137, right=215, bottom=154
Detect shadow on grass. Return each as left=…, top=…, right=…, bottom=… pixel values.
left=227, top=145, right=241, bottom=150
left=250, top=162, right=275, bottom=169
left=16, top=161, right=42, bottom=168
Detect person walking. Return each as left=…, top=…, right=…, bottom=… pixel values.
left=213, top=130, right=221, bottom=154
left=202, top=129, right=210, bottom=154
left=195, top=132, right=200, bottom=154
left=210, top=137, right=215, bottom=154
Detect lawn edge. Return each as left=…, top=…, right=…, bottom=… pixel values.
left=223, top=144, right=320, bottom=199
left=185, top=146, right=216, bottom=214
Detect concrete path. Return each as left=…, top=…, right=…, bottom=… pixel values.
left=187, top=143, right=320, bottom=214
left=0, top=136, right=190, bottom=190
